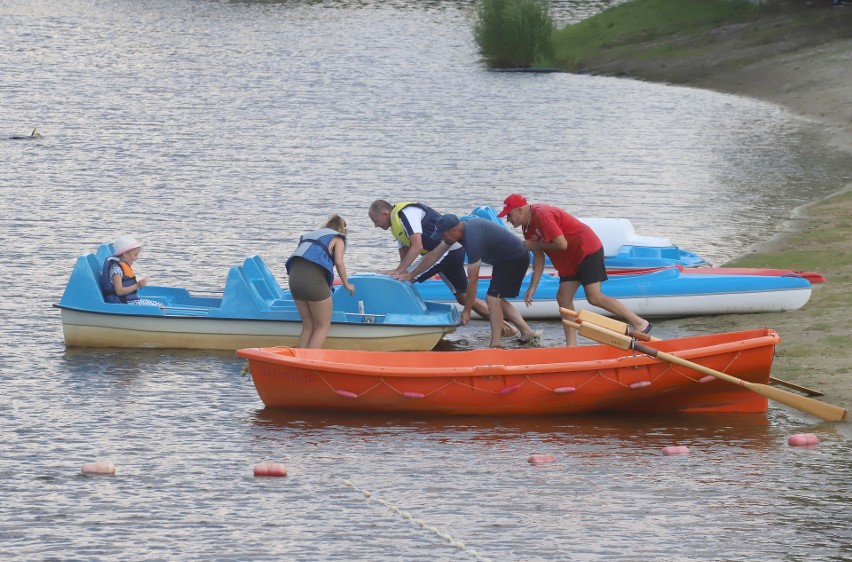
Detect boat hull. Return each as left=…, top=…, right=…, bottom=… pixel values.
left=413, top=267, right=812, bottom=319
left=238, top=328, right=780, bottom=415
left=609, top=266, right=825, bottom=284
left=59, top=308, right=449, bottom=351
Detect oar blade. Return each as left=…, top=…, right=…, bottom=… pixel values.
left=745, top=381, right=848, bottom=422
left=768, top=377, right=824, bottom=397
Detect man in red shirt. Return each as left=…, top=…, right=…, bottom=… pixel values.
left=499, top=194, right=651, bottom=346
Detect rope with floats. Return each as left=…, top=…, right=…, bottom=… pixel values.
left=343, top=479, right=492, bottom=562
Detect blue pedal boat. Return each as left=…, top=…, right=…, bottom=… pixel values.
left=55, top=244, right=459, bottom=350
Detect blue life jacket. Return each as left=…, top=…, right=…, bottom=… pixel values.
left=99, top=257, right=138, bottom=303
left=285, top=228, right=345, bottom=287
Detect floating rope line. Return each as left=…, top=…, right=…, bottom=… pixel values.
left=343, top=479, right=492, bottom=562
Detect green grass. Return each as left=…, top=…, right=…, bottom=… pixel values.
left=728, top=250, right=830, bottom=271
left=474, top=0, right=555, bottom=68
left=550, top=0, right=758, bottom=69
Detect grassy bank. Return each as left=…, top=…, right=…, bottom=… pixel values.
left=550, top=0, right=852, bottom=83
left=551, top=0, right=758, bottom=71
left=684, top=190, right=852, bottom=412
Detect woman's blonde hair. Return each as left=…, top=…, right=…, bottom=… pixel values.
left=324, top=214, right=347, bottom=234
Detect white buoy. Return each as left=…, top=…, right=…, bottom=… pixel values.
left=254, top=462, right=287, bottom=477
left=528, top=454, right=557, bottom=464
left=81, top=461, right=116, bottom=474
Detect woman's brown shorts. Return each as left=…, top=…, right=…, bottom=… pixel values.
left=288, top=258, right=332, bottom=302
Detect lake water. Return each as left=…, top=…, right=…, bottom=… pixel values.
left=1, top=1, right=850, bottom=560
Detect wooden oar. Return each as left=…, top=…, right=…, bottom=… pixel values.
left=559, top=308, right=825, bottom=397
left=561, top=319, right=848, bottom=423
left=560, top=307, right=660, bottom=342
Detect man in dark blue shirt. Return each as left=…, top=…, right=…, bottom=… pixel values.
left=405, top=214, right=539, bottom=348
left=368, top=199, right=516, bottom=337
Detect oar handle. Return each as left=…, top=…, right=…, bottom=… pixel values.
left=560, top=307, right=659, bottom=342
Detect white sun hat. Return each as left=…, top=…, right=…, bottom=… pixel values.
left=113, top=234, right=143, bottom=256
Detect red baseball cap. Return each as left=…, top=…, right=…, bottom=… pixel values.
left=497, top=194, right=528, bottom=217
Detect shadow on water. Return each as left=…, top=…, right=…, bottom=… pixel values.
left=61, top=346, right=239, bottom=362
left=59, top=346, right=244, bottom=391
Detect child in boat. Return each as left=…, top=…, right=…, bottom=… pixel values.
left=286, top=214, right=355, bottom=348
left=101, top=235, right=163, bottom=308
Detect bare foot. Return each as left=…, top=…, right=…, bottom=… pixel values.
left=517, top=330, right=542, bottom=345
left=635, top=320, right=652, bottom=334
left=501, top=323, right=520, bottom=338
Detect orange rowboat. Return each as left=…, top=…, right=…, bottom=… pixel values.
left=237, top=328, right=780, bottom=416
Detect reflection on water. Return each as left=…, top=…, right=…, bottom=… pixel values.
left=1, top=0, right=850, bottom=560
left=252, top=407, right=775, bottom=442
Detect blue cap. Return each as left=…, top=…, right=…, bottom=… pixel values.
left=431, top=213, right=460, bottom=241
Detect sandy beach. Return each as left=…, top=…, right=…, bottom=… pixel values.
left=688, top=39, right=852, bottom=412
left=582, top=6, right=852, bottom=411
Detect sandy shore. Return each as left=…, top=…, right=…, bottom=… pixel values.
left=687, top=39, right=852, bottom=413
left=585, top=12, right=852, bottom=413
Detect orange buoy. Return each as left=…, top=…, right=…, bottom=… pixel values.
left=661, top=446, right=690, bottom=456
left=81, top=461, right=116, bottom=474
left=787, top=433, right=819, bottom=446
left=528, top=454, right=557, bottom=464
left=254, top=462, right=287, bottom=477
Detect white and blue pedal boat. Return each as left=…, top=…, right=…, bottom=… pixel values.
left=467, top=206, right=708, bottom=271
left=413, top=266, right=812, bottom=319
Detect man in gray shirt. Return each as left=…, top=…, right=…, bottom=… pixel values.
left=405, top=214, right=539, bottom=348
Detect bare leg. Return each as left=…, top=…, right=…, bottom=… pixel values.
left=457, top=293, right=517, bottom=336
left=584, top=282, right=650, bottom=333
left=556, top=281, right=581, bottom=346
left=306, top=297, right=334, bottom=349
left=485, top=295, right=506, bottom=348
left=499, top=299, right=536, bottom=342
left=294, top=300, right=314, bottom=348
